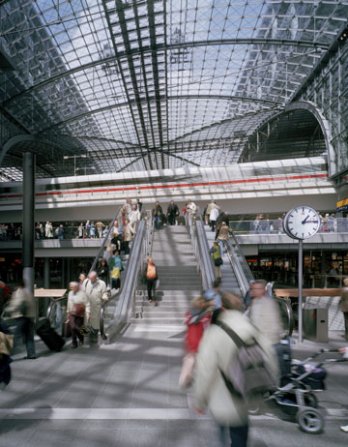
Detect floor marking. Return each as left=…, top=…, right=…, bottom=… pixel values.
left=1, top=407, right=346, bottom=421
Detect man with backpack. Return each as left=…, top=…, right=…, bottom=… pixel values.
left=193, top=292, right=278, bottom=447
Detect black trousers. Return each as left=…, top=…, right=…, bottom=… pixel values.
left=147, top=279, right=156, bottom=300
left=219, top=424, right=249, bottom=447
left=70, top=315, right=84, bottom=346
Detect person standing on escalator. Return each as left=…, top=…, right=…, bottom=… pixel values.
left=145, top=257, right=159, bottom=306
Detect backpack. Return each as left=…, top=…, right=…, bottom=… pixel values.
left=215, top=320, right=276, bottom=399
left=146, top=264, right=157, bottom=280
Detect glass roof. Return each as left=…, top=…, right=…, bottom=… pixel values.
left=1, top=0, right=348, bottom=180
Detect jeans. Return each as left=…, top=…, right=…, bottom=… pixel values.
left=14, top=317, right=36, bottom=358
left=219, top=424, right=249, bottom=447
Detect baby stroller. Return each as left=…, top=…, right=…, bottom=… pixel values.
left=255, top=348, right=347, bottom=434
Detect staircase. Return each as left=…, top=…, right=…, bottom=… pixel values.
left=133, top=225, right=202, bottom=330
left=204, top=225, right=241, bottom=294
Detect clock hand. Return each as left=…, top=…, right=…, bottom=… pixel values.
left=301, top=215, right=310, bottom=224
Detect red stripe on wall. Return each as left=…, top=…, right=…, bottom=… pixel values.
left=0, top=172, right=328, bottom=200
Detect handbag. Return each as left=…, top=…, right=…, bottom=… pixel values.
left=214, top=257, right=223, bottom=267
left=80, top=324, right=97, bottom=336
left=0, top=332, right=14, bottom=356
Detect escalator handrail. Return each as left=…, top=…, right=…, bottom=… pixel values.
left=195, top=218, right=215, bottom=291
left=105, top=219, right=147, bottom=339
left=89, top=207, right=122, bottom=274
left=46, top=207, right=122, bottom=322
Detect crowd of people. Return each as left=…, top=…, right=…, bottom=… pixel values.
left=1, top=206, right=347, bottom=242
left=1, top=197, right=348, bottom=443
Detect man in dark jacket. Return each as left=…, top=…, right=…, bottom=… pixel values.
left=167, top=201, right=179, bottom=225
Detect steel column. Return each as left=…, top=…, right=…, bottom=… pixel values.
left=22, top=152, right=35, bottom=294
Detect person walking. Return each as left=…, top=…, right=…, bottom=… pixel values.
left=82, top=271, right=108, bottom=344
left=167, top=200, right=179, bottom=226
left=5, top=280, right=36, bottom=359
left=209, top=205, right=220, bottom=232
left=217, top=221, right=229, bottom=253
left=248, top=279, right=283, bottom=344
left=179, top=294, right=214, bottom=389
left=67, top=282, right=88, bottom=349
left=193, top=292, right=278, bottom=447
left=145, top=257, right=158, bottom=305
left=340, top=277, right=348, bottom=340
left=153, top=201, right=164, bottom=230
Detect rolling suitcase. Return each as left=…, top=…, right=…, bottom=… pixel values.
left=36, top=318, right=65, bottom=352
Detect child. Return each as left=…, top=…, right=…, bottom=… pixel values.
left=179, top=295, right=214, bottom=389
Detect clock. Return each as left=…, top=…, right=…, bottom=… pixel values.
left=283, top=206, right=321, bottom=240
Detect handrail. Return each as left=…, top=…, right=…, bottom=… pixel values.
left=89, top=207, right=122, bottom=273
left=105, top=219, right=149, bottom=340
left=46, top=207, right=122, bottom=330
left=187, top=212, right=214, bottom=291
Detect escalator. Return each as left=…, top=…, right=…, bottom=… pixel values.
left=199, top=220, right=294, bottom=336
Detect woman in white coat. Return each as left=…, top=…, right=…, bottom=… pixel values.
left=193, top=293, right=278, bottom=447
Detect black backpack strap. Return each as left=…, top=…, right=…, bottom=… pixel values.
left=215, top=320, right=245, bottom=399
left=214, top=320, right=245, bottom=348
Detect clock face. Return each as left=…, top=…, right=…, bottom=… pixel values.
left=284, top=206, right=321, bottom=240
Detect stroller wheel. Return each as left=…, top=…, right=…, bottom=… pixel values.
left=297, top=408, right=324, bottom=434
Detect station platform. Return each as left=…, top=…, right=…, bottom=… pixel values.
left=1, top=325, right=347, bottom=447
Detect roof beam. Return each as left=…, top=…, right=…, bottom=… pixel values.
left=38, top=94, right=278, bottom=133
left=2, top=38, right=326, bottom=107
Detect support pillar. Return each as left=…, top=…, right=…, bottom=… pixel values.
left=22, top=152, right=35, bottom=295
left=44, top=257, right=50, bottom=289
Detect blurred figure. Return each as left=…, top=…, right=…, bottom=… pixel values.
left=167, top=200, right=179, bottom=225
left=216, top=221, right=229, bottom=252
left=210, top=241, right=223, bottom=279
left=248, top=279, right=283, bottom=344
left=95, top=221, right=105, bottom=238
left=57, top=224, right=64, bottom=240
left=203, top=278, right=223, bottom=324
left=67, top=282, right=88, bottom=349
left=179, top=295, right=214, bottom=389
left=122, top=218, right=135, bottom=256
left=97, top=258, right=109, bottom=286
left=89, top=222, right=96, bottom=238
left=242, top=280, right=255, bottom=311
left=78, top=272, right=87, bottom=289
left=108, top=250, right=123, bottom=291
left=0, top=280, right=11, bottom=316
left=209, top=202, right=220, bottom=231
left=0, top=318, right=13, bottom=389
left=193, top=292, right=278, bottom=447
left=45, top=221, right=53, bottom=238
left=77, top=223, right=84, bottom=239
left=111, top=220, right=121, bottom=252
left=82, top=271, right=108, bottom=344
left=5, top=280, right=36, bottom=359
left=128, top=203, right=141, bottom=231
left=340, top=277, right=348, bottom=340
left=145, top=257, right=158, bottom=305
left=153, top=201, right=164, bottom=230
